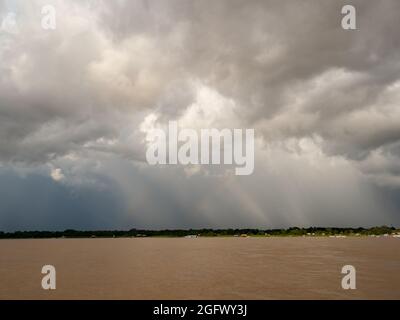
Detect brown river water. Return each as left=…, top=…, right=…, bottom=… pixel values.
left=0, top=237, right=399, bottom=299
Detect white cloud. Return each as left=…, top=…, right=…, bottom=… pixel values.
left=50, top=168, right=64, bottom=182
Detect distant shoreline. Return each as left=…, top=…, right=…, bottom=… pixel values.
left=1, top=226, right=399, bottom=239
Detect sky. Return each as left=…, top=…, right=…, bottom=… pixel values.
left=0, top=0, right=400, bottom=231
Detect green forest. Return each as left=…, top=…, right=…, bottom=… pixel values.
left=0, top=226, right=398, bottom=239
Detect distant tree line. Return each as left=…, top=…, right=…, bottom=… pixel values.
left=0, top=226, right=397, bottom=239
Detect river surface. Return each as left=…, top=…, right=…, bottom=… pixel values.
left=1, top=237, right=399, bottom=299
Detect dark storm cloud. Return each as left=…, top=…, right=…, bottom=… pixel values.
left=0, top=168, right=128, bottom=231
left=0, top=0, right=400, bottom=230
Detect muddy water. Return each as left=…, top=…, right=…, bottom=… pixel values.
left=0, top=237, right=399, bottom=299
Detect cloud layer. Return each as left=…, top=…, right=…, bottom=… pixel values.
left=1, top=0, right=400, bottom=230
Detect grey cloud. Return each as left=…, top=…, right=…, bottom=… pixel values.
left=0, top=0, right=400, bottom=230
left=2, top=0, right=400, bottom=162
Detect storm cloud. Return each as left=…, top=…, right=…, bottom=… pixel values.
left=0, top=0, right=400, bottom=231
